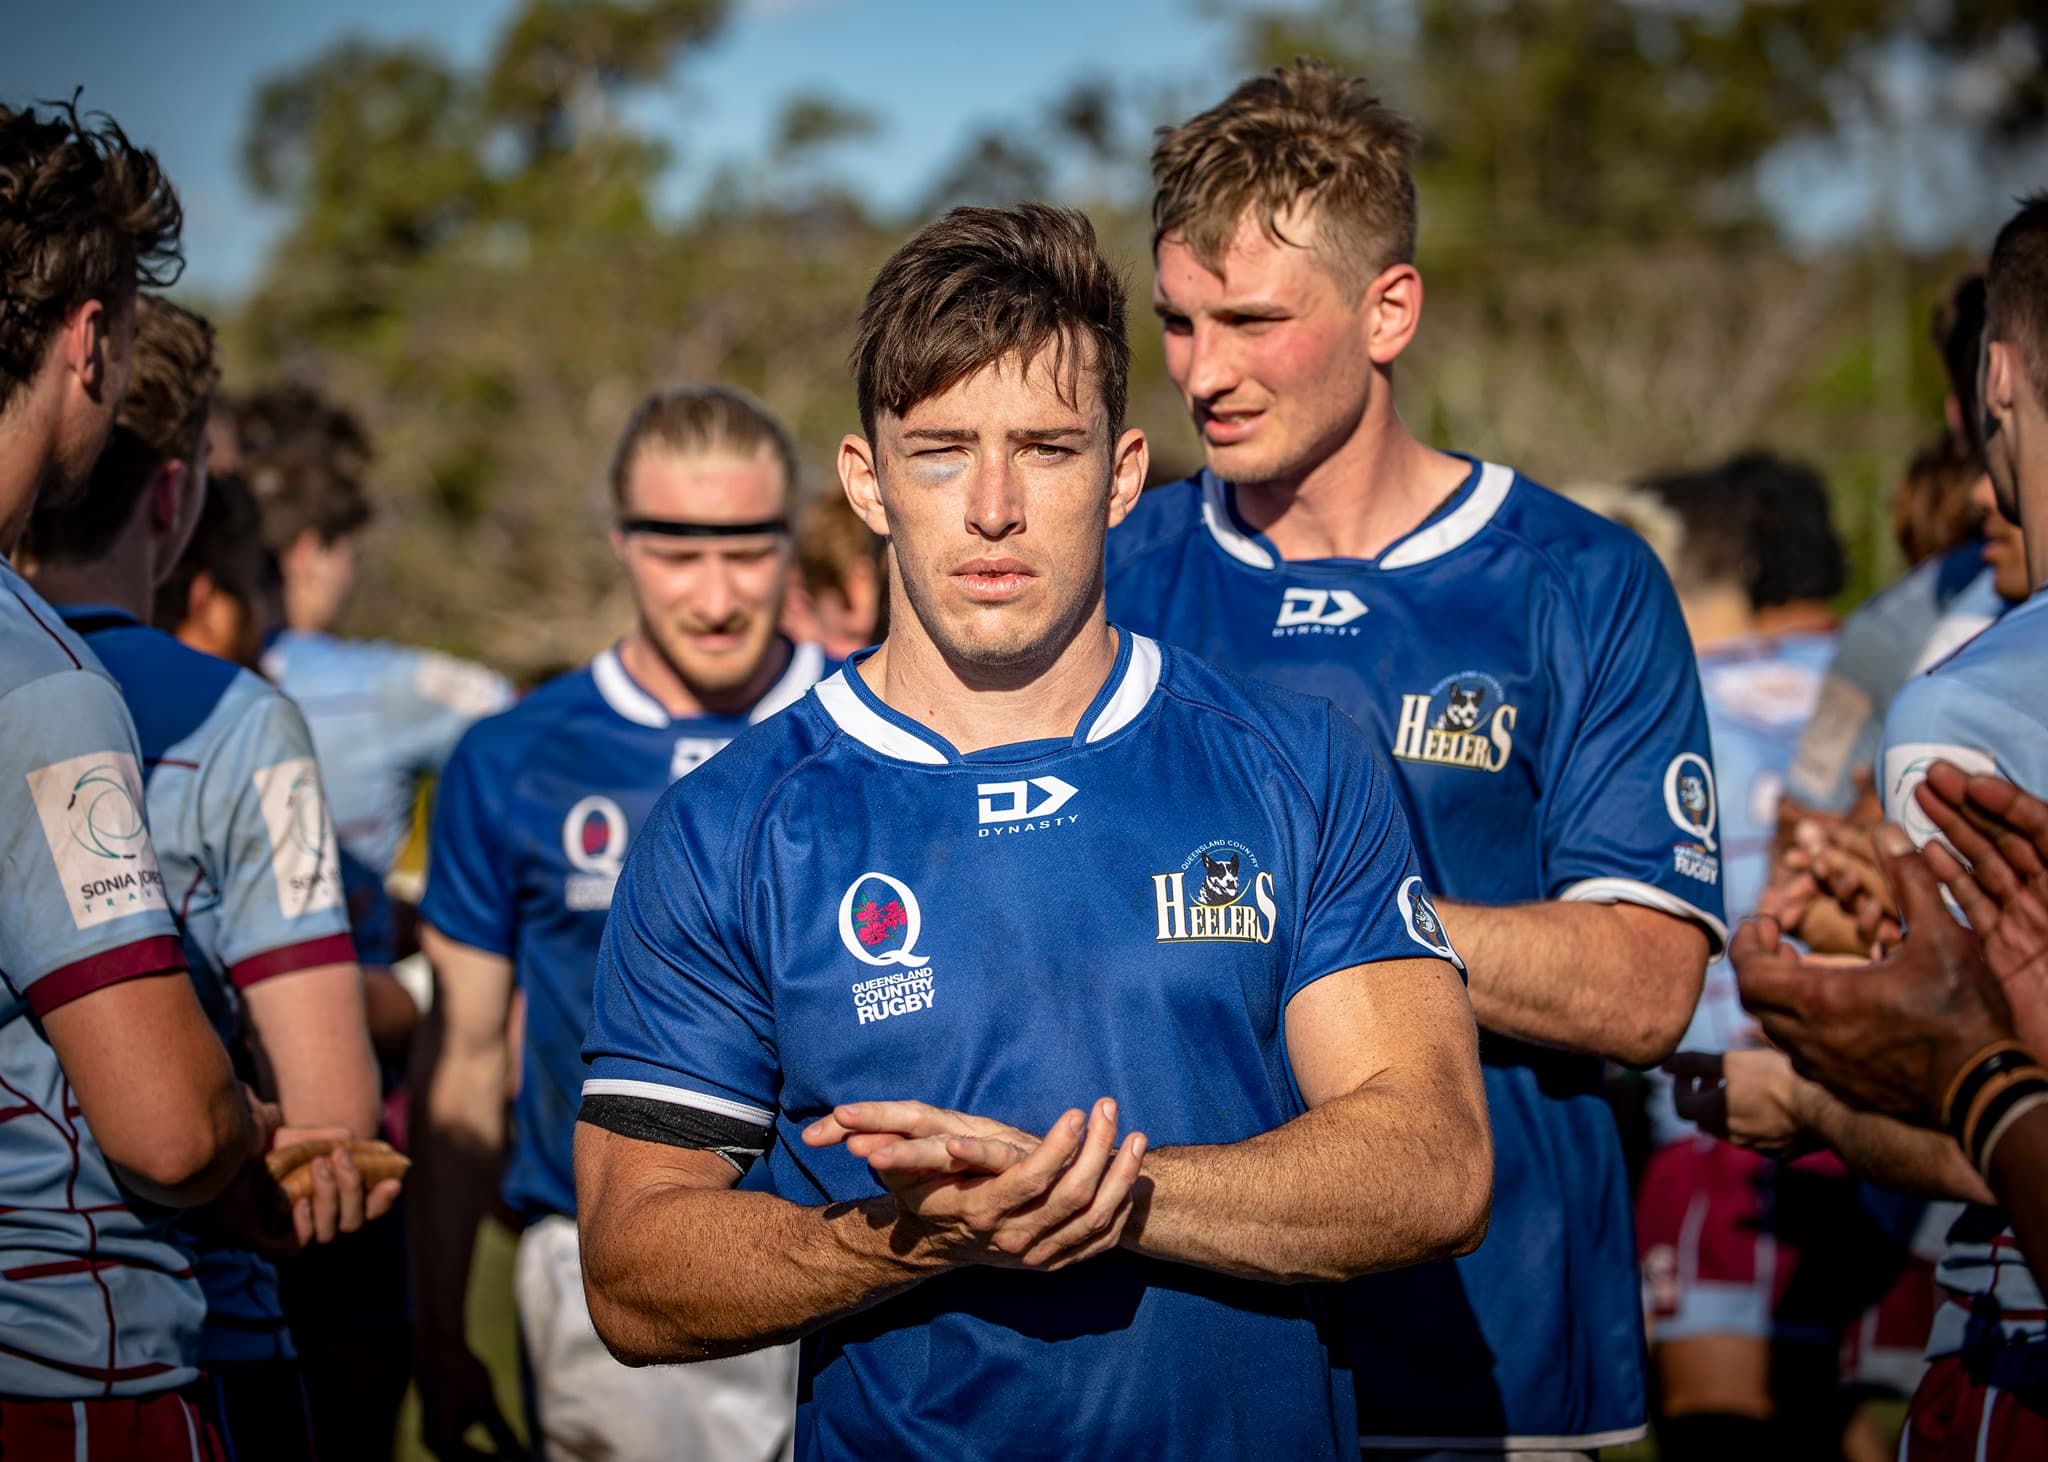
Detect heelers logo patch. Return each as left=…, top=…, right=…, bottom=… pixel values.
left=1152, top=839, right=1278, bottom=944
left=28, top=751, right=169, bottom=930
left=839, top=872, right=936, bottom=1026
left=1392, top=672, right=1518, bottom=773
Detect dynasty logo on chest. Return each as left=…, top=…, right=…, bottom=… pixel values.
left=1392, top=672, right=1519, bottom=773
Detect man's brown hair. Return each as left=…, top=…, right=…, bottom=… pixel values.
left=1987, top=193, right=2048, bottom=417
left=608, top=384, right=800, bottom=511
left=231, top=383, right=375, bottom=554
left=795, top=488, right=883, bottom=599
left=0, top=100, right=182, bottom=412
left=1152, top=60, right=1417, bottom=294
left=1891, top=432, right=1985, bottom=567
left=852, top=203, right=1129, bottom=441
left=22, top=294, right=218, bottom=564
left=153, top=469, right=272, bottom=636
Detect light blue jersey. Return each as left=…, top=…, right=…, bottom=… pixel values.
left=262, top=629, right=510, bottom=963
left=1650, top=632, right=1834, bottom=1147
left=1880, top=587, right=2048, bottom=1360
left=0, top=564, right=204, bottom=1398
left=64, top=606, right=358, bottom=1365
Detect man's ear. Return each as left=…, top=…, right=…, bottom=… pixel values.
left=1364, top=262, right=1424, bottom=368
left=147, top=459, right=188, bottom=532
left=1985, top=340, right=2019, bottom=419
left=839, top=433, right=890, bottom=537
left=1105, top=426, right=1149, bottom=531
left=57, top=299, right=110, bottom=394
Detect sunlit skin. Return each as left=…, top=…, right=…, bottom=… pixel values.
left=1972, top=472, right=2030, bottom=603
left=1152, top=207, right=1467, bottom=560
left=836, top=343, right=1147, bottom=750
left=610, top=444, right=794, bottom=716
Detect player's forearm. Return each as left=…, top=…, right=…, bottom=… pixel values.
left=1119, top=1078, right=1491, bottom=1284
left=1444, top=899, right=1706, bottom=1065
left=409, top=1036, right=508, bottom=1336
left=1799, top=1087, right=1993, bottom=1204
left=1985, top=1106, right=2048, bottom=1283
left=576, top=1162, right=947, bottom=1363
left=246, top=963, right=382, bottom=1138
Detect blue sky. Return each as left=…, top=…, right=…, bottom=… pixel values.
left=4, top=0, right=1244, bottom=297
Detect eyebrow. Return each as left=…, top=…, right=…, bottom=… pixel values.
left=900, top=426, right=1089, bottom=444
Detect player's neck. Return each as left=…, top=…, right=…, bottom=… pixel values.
left=619, top=627, right=790, bottom=721
left=860, top=606, right=1120, bottom=756
left=1231, top=402, right=1469, bottom=562
left=21, top=532, right=153, bottom=623
left=1753, top=602, right=1836, bottom=638
left=0, top=388, right=62, bottom=559
left=1680, top=585, right=1758, bottom=650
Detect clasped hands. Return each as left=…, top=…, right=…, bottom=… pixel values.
left=803, top=1098, right=1149, bottom=1271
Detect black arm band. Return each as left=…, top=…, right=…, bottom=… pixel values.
left=577, top=1093, right=769, bottom=1175
left=617, top=516, right=789, bottom=538
left=1964, top=1073, right=2048, bottom=1172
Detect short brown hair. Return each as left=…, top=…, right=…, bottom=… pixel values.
left=1891, top=432, right=1985, bottom=566
left=1152, top=60, right=1417, bottom=293
left=1988, top=193, right=2048, bottom=416
left=154, top=470, right=271, bottom=630
left=607, top=384, right=800, bottom=510
left=795, top=489, right=883, bottom=599
left=852, top=203, right=1130, bottom=440
left=0, top=100, right=182, bottom=413
left=231, top=383, right=375, bottom=553
left=23, top=294, right=218, bottom=564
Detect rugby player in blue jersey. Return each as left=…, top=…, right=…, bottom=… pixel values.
left=0, top=100, right=277, bottom=1460
left=22, top=294, right=398, bottom=1459
left=414, top=387, right=825, bottom=1460
left=1101, top=64, right=1723, bottom=1457
left=574, top=203, right=1490, bottom=1462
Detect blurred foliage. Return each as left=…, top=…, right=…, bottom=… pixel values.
left=220, top=0, right=2046, bottom=675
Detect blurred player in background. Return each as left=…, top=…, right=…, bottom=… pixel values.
left=781, top=483, right=886, bottom=658
left=1893, top=432, right=1989, bottom=571
left=1108, top=63, right=1720, bottom=1456
left=20, top=294, right=397, bottom=1460
left=155, top=469, right=273, bottom=670
left=414, top=386, right=823, bottom=1460
left=0, top=100, right=273, bottom=1461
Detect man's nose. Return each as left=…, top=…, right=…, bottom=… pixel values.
left=1181, top=321, right=1240, bottom=404
left=966, top=457, right=1026, bottom=541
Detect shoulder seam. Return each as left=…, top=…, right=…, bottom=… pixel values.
left=1155, top=679, right=1325, bottom=844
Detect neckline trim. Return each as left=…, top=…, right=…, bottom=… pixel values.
left=1198, top=457, right=1515, bottom=571
left=591, top=639, right=827, bottom=730
left=812, top=630, right=1162, bottom=766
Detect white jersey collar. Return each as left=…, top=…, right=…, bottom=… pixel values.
left=1199, top=459, right=1515, bottom=571
left=812, top=630, right=1162, bottom=766
left=592, top=640, right=827, bottom=730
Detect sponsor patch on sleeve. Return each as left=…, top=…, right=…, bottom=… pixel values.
left=27, top=751, right=169, bottom=929
left=1398, top=876, right=1463, bottom=969
left=253, top=758, right=346, bottom=918
left=1882, top=741, right=1998, bottom=852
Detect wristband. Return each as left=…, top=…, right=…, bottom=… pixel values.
left=1976, top=1090, right=2048, bottom=1181
left=1964, top=1071, right=2048, bottom=1173
left=1942, top=1040, right=2035, bottom=1140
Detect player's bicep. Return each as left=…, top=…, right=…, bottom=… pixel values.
left=1283, top=956, right=1479, bottom=1111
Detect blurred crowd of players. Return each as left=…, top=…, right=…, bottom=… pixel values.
left=3, top=56, right=2047, bottom=1462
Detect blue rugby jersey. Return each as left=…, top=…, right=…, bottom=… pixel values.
left=1650, top=632, right=1834, bottom=1147
left=1787, top=541, right=1993, bottom=815
left=0, top=565, right=204, bottom=1398
left=583, top=633, right=1464, bottom=1461
left=262, top=629, right=511, bottom=964
left=1105, top=461, right=1725, bottom=1450
left=421, top=641, right=826, bottom=1220
left=63, top=606, right=357, bottom=1365
left=1879, top=587, right=2048, bottom=1364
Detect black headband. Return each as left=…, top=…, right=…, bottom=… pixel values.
left=617, top=516, right=790, bottom=538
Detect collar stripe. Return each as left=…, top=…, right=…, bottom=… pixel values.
left=592, top=647, right=669, bottom=727
left=812, top=673, right=950, bottom=764
left=1198, top=460, right=1515, bottom=570
left=1084, top=633, right=1160, bottom=743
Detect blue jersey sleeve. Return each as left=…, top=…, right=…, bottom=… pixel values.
left=1543, top=550, right=1730, bottom=953
left=1295, top=710, right=1463, bottom=997
left=204, top=690, right=356, bottom=986
left=0, top=671, right=183, bottom=1014
left=582, top=783, right=778, bottom=1129
left=419, top=721, right=518, bottom=958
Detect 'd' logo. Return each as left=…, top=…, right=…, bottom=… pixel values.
left=976, top=776, right=1076, bottom=824
left=837, top=872, right=929, bottom=968
left=66, top=763, right=146, bottom=860
left=1274, top=587, right=1368, bottom=636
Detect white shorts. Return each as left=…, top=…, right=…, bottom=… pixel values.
left=514, top=1214, right=797, bottom=1462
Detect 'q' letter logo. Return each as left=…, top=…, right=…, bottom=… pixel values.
left=837, top=872, right=930, bottom=968
left=1663, top=752, right=1718, bottom=853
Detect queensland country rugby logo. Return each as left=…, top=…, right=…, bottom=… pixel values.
left=1152, top=839, right=1278, bottom=944
left=562, top=796, right=628, bottom=911
left=28, top=751, right=169, bottom=930
left=839, top=872, right=936, bottom=1026
left=1664, top=753, right=1721, bottom=885
left=1392, top=672, right=1518, bottom=773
